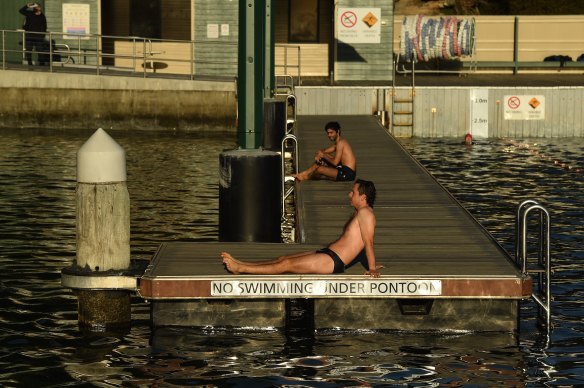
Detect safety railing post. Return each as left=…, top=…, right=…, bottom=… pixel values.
left=517, top=200, right=552, bottom=335
left=285, top=94, right=296, bottom=134
left=516, top=199, right=539, bottom=268
left=281, top=134, right=298, bottom=221
left=190, top=41, right=194, bottom=80
left=95, top=35, right=100, bottom=75
left=2, top=30, right=6, bottom=70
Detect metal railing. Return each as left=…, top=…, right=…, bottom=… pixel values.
left=281, top=133, right=298, bottom=222
left=280, top=91, right=299, bottom=223
left=516, top=199, right=552, bottom=334
left=1, top=29, right=302, bottom=82
left=275, top=45, right=301, bottom=85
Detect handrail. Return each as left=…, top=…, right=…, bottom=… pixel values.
left=285, top=94, right=297, bottom=134
left=275, top=74, right=295, bottom=97
left=516, top=200, right=552, bottom=334
left=0, top=28, right=301, bottom=81
left=516, top=199, right=540, bottom=269
left=281, top=134, right=298, bottom=221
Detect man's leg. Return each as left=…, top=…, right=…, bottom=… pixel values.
left=35, top=38, right=47, bottom=65
left=221, top=251, right=333, bottom=274
left=292, top=163, right=319, bottom=181
left=226, top=250, right=318, bottom=266
left=24, top=37, right=33, bottom=65
left=314, top=165, right=339, bottom=180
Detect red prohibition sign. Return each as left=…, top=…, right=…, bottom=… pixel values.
left=341, top=11, right=357, bottom=28
left=507, top=96, right=521, bottom=109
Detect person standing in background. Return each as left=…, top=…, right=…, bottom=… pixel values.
left=19, top=3, right=47, bottom=66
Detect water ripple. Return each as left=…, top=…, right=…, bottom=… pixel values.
left=1, top=131, right=583, bottom=386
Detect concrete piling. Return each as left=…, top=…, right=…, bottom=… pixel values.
left=62, top=128, right=132, bottom=331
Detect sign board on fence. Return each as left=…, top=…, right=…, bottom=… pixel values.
left=63, top=4, right=90, bottom=39
left=337, top=8, right=381, bottom=44
left=504, top=95, right=545, bottom=120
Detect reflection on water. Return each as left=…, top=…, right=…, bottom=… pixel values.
left=0, top=129, right=583, bottom=386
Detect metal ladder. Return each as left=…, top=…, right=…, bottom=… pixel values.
left=391, top=57, right=415, bottom=137
left=516, top=200, right=552, bottom=333
left=280, top=90, right=298, bottom=223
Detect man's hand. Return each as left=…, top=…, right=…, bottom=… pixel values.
left=364, top=265, right=384, bottom=278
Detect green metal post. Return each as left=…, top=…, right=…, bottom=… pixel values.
left=237, top=0, right=266, bottom=149
left=264, top=0, right=275, bottom=99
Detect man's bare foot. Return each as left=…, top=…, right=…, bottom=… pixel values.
left=220, top=251, right=241, bottom=274
left=292, top=171, right=309, bottom=181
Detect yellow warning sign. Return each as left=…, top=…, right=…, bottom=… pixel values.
left=362, top=12, right=378, bottom=28
left=529, top=97, right=540, bottom=109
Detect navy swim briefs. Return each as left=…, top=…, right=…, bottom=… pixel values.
left=317, top=247, right=345, bottom=274
left=336, top=165, right=356, bottom=181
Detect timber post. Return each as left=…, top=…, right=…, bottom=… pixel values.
left=61, top=128, right=134, bottom=331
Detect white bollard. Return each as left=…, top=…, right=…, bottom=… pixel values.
left=77, top=128, right=130, bottom=271
left=73, top=128, right=131, bottom=330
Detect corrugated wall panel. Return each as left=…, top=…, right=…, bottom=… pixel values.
left=298, top=86, right=584, bottom=138
left=570, top=89, right=584, bottom=137
left=334, top=0, right=393, bottom=81
left=194, top=1, right=238, bottom=77
left=44, top=0, right=100, bottom=65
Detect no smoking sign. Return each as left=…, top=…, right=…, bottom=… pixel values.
left=341, top=11, right=357, bottom=28
left=507, top=96, right=521, bottom=109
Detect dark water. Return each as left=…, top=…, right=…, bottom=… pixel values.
left=1, top=129, right=583, bottom=386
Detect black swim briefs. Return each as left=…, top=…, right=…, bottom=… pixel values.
left=317, top=247, right=345, bottom=274
left=336, top=165, right=356, bottom=182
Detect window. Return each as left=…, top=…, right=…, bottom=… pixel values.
left=130, top=0, right=161, bottom=39
left=289, top=0, right=318, bottom=42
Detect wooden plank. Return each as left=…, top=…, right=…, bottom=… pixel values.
left=294, top=115, right=519, bottom=277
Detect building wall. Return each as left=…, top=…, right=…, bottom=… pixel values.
left=193, top=0, right=239, bottom=77
left=335, top=0, right=394, bottom=81
left=0, top=0, right=36, bottom=63
left=43, top=0, right=100, bottom=65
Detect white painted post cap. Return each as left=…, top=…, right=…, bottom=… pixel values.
left=77, top=128, right=127, bottom=183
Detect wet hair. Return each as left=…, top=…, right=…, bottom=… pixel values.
left=324, top=121, right=341, bottom=134
left=355, top=178, right=376, bottom=207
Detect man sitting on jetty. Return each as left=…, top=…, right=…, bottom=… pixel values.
left=292, top=121, right=356, bottom=182
left=221, top=179, right=383, bottom=278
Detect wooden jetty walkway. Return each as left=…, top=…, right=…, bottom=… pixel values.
left=140, top=115, right=531, bottom=331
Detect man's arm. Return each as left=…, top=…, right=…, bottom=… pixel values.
left=319, top=140, right=345, bottom=166
left=19, top=5, right=30, bottom=16
left=357, top=208, right=382, bottom=278
left=315, top=144, right=336, bottom=163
